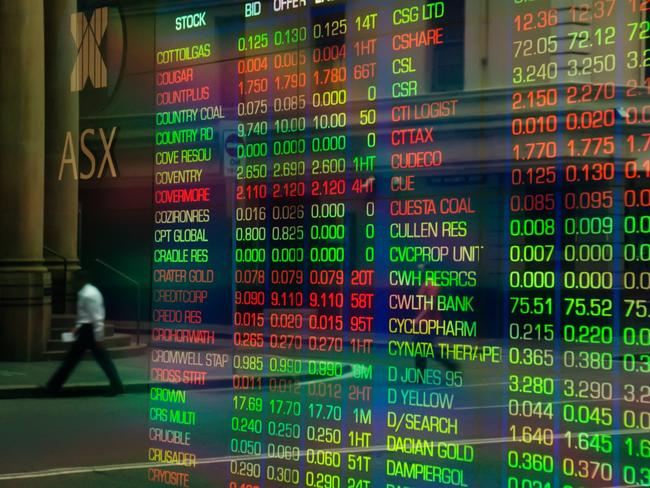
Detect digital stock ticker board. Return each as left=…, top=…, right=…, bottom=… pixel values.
left=71, top=0, right=650, bottom=486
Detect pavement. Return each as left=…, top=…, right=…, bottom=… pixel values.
left=0, top=337, right=354, bottom=399
left=0, top=354, right=153, bottom=399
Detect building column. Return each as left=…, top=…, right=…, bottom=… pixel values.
left=44, top=0, right=80, bottom=314
left=0, top=0, right=51, bottom=361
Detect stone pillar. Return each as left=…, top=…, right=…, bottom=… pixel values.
left=0, top=0, right=51, bottom=361
left=44, top=0, right=80, bottom=314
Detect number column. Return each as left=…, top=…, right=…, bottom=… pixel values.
left=620, top=2, right=650, bottom=484
left=305, top=5, right=348, bottom=488
left=344, top=6, right=379, bottom=488
left=507, top=2, right=559, bottom=487
left=266, top=9, right=309, bottom=488
left=232, top=10, right=270, bottom=488
left=559, top=4, right=621, bottom=486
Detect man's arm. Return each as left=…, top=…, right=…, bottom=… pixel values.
left=87, top=289, right=106, bottom=341
left=71, top=291, right=86, bottom=335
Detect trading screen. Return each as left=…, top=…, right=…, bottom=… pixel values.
left=50, top=0, right=650, bottom=486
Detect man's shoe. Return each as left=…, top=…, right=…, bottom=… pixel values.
left=439, top=357, right=460, bottom=372
left=43, top=383, right=60, bottom=397
left=105, top=384, right=124, bottom=396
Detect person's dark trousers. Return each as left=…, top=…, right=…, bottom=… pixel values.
left=46, top=323, right=123, bottom=395
left=415, top=355, right=427, bottom=375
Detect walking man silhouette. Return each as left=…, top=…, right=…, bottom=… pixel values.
left=46, top=270, right=124, bottom=396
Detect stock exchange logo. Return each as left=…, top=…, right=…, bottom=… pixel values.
left=70, top=4, right=124, bottom=114
left=71, top=7, right=108, bottom=91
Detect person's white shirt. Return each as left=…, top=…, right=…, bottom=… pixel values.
left=75, top=283, right=105, bottom=341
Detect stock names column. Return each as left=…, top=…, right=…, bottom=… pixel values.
left=385, top=1, right=479, bottom=487
left=150, top=8, right=222, bottom=487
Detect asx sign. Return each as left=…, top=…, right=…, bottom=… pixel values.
left=60, top=5, right=124, bottom=181
left=70, top=7, right=108, bottom=92
left=68, top=3, right=124, bottom=104
left=58, top=127, right=118, bottom=181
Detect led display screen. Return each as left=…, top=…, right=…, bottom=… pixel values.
left=12, top=0, right=650, bottom=487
